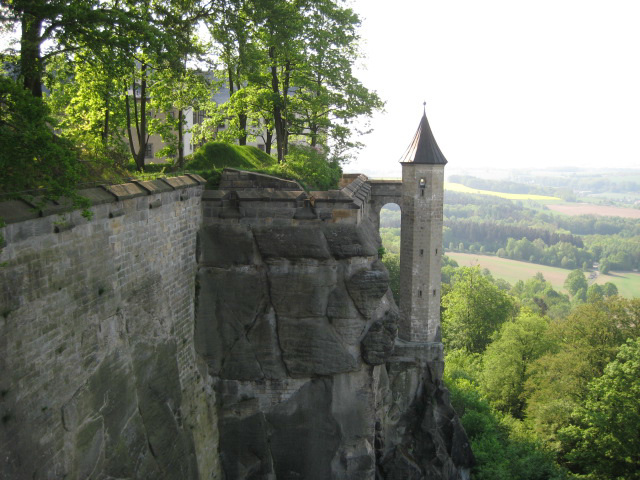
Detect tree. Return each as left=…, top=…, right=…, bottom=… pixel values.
left=563, top=269, right=587, bottom=297
left=2, top=0, right=191, bottom=98
left=0, top=75, right=88, bottom=208
left=525, top=297, right=640, bottom=448
left=481, top=311, right=554, bottom=418
left=559, top=338, right=640, bottom=479
left=44, top=48, right=130, bottom=165
left=207, top=0, right=383, bottom=162
left=442, top=267, right=516, bottom=354
left=602, top=282, right=618, bottom=297
left=381, top=252, right=400, bottom=304
left=586, top=283, right=604, bottom=303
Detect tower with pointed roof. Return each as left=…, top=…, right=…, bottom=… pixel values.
left=398, top=104, right=447, bottom=343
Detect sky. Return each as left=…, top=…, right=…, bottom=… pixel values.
left=347, top=0, right=640, bottom=178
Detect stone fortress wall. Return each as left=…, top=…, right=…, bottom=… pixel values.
left=0, top=176, right=220, bottom=480
left=0, top=170, right=472, bottom=480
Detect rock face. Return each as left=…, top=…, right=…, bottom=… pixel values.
left=195, top=215, right=473, bottom=479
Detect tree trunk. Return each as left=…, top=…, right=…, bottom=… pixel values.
left=265, top=127, right=273, bottom=154
left=125, top=64, right=148, bottom=171
left=20, top=14, right=43, bottom=97
left=135, top=67, right=147, bottom=171
left=238, top=113, right=247, bottom=145
left=102, top=94, right=110, bottom=144
left=282, top=61, right=291, bottom=157
left=269, top=47, right=285, bottom=162
left=178, top=108, right=184, bottom=167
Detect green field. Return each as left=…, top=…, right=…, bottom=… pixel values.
left=446, top=252, right=639, bottom=298
left=444, top=182, right=563, bottom=202
left=594, top=271, right=640, bottom=298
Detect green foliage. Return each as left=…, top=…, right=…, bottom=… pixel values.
left=0, top=76, right=88, bottom=209
left=445, top=350, right=566, bottom=480
left=602, top=281, right=618, bottom=297
left=558, top=338, right=640, bottom=479
left=442, top=266, right=516, bottom=354
left=481, top=312, right=554, bottom=418
left=511, top=274, right=571, bottom=319
left=381, top=252, right=400, bottom=304
left=266, top=144, right=342, bottom=190
left=185, top=142, right=341, bottom=191
left=525, top=298, right=640, bottom=449
left=563, top=269, right=588, bottom=297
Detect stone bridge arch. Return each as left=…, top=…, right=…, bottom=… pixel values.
left=367, top=180, right=403, bottom=229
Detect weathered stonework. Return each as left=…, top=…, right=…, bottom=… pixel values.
left=0, top=177, right=220, bottom=480
left=194, top=169, right=472, bottom=480
left=1, top=168, right=472, bottom=480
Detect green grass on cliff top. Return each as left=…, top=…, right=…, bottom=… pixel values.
left=186, top=142, right=277, bottom=171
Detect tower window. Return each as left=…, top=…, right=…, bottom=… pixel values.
left=433, top=289, right=436, bottom=296
left=419, top=178, right=426, bottom=196
left=419, top=290, right=422, bottom=297
left=435, top=248, right=438, bottom=255
left=420, top=249, right=424, bottom=256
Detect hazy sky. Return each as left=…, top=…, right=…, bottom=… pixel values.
left=348, top=0, right=640, bottom=177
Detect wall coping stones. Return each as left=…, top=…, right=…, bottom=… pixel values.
left=0, top=199, right=41, bottom=224
left=105, top=182, right=147, bottom=200
left=161, top=175, right=199, bottom=189
left=219, top=168, right=303, bottom=191
left=133, top=179, right=175, bottom=194
left=186, top=173, right=207, bottom=184
left=0, top=177, right=203, bottom=225
left=77, top=187, right=118, bottom=205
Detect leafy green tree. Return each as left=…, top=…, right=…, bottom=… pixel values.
left=563, top=269, right=588, bottom=297
left=481, top=311, right=554, bottom=418
left=381, top=252, right=400, bottom=304
left=602, top=282, right=618, bottom=297
left=44, top=49, right=130, bottom=165
left=559, top=338, right=640, bottom=479
left=442, top=266, right=516, bottom=354
left=525, top=298, right=640, bottom=449
left=0, top=76, right=88, bottom=208
left=445, top=349, right=566, bottom=480
left=586, top=283, right=604, bottom=303
left=2, top=0, right=192, bottom=98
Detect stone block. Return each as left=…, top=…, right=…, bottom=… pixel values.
left=105, top=183, right=147, bottom=200
left=161, top=176, right=197, bottom=189
left=322, top=223, right=379, bottom=259
left=198, top=224, right=259, bottom=268
left=267, top=261, right=338, bottom=317
left=78, top=187, right=117, bottom=205
left=133, top=179, right=174, bottom=194
left=345, top=260, right=389, bottom=318
left=278, top=316, right=357, bottom=376
left=0, top=200, right=39, bottom=224
left=253, top=225, right=331, bottom=260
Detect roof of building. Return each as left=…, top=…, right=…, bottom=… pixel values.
left=399, top=104, right=448, bottom=165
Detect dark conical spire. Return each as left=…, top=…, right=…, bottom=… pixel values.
left=399, top=103, right=448, bottom=165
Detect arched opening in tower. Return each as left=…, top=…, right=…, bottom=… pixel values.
left=379, top=202, right=401, bottom=305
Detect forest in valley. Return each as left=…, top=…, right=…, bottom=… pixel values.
left=380, top=178, right=640, bottom=479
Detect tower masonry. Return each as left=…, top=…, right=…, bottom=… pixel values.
left=398, top=107, right=447, bottom=343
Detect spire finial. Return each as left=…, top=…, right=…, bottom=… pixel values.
left=423, top=101, right=426, bottom=113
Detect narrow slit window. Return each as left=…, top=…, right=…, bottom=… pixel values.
left=433, top=289, right=436, bottom=296
left=418, top=290, right=422, bottom=297
left=435, top=248, right=438, bottom=255
left=420, top=249, right=424, bottom=256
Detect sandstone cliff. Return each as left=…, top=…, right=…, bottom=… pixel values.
left=195, top=170, right=473, bottom=479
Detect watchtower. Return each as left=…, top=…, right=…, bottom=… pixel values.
left=398, top=105, right=447, bottom=343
